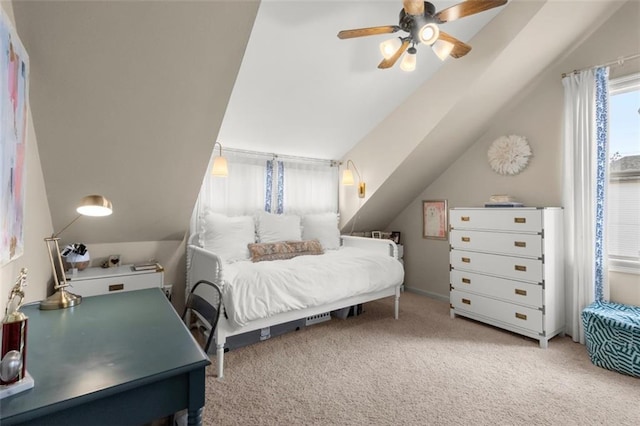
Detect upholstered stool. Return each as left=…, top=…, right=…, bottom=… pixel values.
left=582, top=301, right=640, bottom=378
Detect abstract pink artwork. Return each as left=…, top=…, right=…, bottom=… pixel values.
left=1, top=10, right=29, bottom=266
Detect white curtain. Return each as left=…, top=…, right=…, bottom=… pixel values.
left=562, top=67, right=610, bottom=344
left=191, top=150, right=339, bottom=237
left=197, top=151, right=267, bottom=217
left=281, top=160, right=338, bottom=215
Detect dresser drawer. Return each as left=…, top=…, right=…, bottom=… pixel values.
left=450, top=229, right=542, bottom=257
left=70, top=272, right=163, bottom=297
left=450, top=270, right=543, bottom=308
left=450, top=209, right=542, bottom=233
left=451, top=289, right=543, bottom=334
left=450, top=250, right=543, bottom=283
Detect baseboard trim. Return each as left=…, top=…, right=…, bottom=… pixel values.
left=404, top=287, right=449, bottom=303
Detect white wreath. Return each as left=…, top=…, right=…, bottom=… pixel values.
left=487, top=135, right=532, bottom=175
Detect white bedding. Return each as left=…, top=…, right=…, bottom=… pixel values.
left=221, top=246, right=404, bottom=328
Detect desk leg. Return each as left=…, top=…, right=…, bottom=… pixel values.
left=187, top=407, right=204, bottom=426
left=187, top=367, right=206, bottom=426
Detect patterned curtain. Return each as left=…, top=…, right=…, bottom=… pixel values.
left=562, top=66, right=610, bottom=344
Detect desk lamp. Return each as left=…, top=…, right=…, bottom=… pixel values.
left=40, top=195, right=113, bottom=310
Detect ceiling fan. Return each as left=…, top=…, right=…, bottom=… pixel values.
left=337, top=0, right=507, bottom=72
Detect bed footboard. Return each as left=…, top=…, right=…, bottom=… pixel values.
left=341, top=235, right=399, bottom=259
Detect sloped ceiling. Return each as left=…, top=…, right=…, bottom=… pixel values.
left=218, top=0, right=505, bottom=159
left=12, top=0, right=260, bottom=243
left=11, top=0, right=629, bottom=244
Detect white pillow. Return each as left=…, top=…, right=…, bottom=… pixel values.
left=200, top=212, right=255, bottom=262
left=256, top=211, right=302, bottom=243
left=302, top=212, right=341, bottom=250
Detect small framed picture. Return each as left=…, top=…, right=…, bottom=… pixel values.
left=371, top=231, right=382, bottom=239
left=423, top=200, right=448, bottom=240
left=390, top=231, right=401, bottom=244
left=108, top=254, right=121, bottom=268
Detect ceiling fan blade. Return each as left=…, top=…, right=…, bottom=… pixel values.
left=435, top=0, right=507, bottom=23
left=403, top=0, right=424, bottom=15
left=337, top=26, right=400, bottom=39
left=378, top=39, right=410, bottom=69
left=438, top=31, right=472, bottom=58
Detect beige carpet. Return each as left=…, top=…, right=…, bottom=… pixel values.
left=203, top=292, right=639, bottom=425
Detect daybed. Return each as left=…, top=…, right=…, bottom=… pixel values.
left=186, top=211, right=404, bottom=378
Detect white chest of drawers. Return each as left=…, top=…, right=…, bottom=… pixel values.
left=66, top=265, right=164, bottom=297
left=449, top=207, right=564, bottom=348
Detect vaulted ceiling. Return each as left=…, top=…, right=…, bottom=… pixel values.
left=12, top=0, right=628, bottom=243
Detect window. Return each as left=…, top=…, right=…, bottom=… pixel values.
left=608, top=73, right=640, bottom=272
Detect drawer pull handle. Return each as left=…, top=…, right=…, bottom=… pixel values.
left=514, top=217, right=526, bottom=224
left=514, top=241, right=526, bottom=248
left=462, top=278, right=471, bottom=284
left=515, top=312, right=527, bottom=321
left=462, top=298, right=471, bottom=305
left=515, top=289, right=527, bottom=296
left=109, top=284, right=124, bottom=292
left=461, top=257, right=471, bottom=263
left=461, top=216, right=470, bottom=222
left=514, top=265, right=527, bottom=272
left=461, top=237, right=470, bottom=242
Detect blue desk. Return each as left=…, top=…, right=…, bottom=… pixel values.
left=0, top=288, right=210, bottom=425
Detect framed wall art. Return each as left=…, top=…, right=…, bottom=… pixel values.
left=1, top=10, right=29, bottom=266
left=423, top=200, right=448, bottom=240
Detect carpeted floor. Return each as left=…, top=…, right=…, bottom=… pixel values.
left=203, top=292, right=639, bottom=425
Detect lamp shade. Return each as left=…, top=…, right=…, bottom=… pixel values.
left=400, top=47, right=417, bottom=72
left=76, top=195, right=113, bottom=217
left=432, top=39, right=454, bottom=61
left=380, top=38, right=402, bottom=59
left=212, top=156, right=229, bottom=177
left=342, top=169, right=355, bottom=186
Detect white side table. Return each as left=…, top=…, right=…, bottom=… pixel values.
left=66, top=264, right=164, bottom=297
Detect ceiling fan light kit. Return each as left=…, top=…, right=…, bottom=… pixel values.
left=337, top=0, right=508, bottom=72
left=400, top=47, right=418, bottom=72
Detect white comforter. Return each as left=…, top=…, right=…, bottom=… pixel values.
left=221, top=246, right=404, bottom=328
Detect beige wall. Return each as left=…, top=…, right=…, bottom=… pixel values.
left=389, top=1, right=640, bottom=305
left=0, top=1, right=189, bottom=311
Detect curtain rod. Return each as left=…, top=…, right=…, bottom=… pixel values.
left=224, top=147, right=338, bottom=166
left=561, top=53, right=640, bottom=78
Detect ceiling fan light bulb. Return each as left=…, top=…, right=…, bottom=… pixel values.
left=432, top=39, right=455, bottom=61
left=400, top=47, right=417, bottom=72
left=379, top=38, right=402, bottom=60
left=419, top=23, right=439, bottom=45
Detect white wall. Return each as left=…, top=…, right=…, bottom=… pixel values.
left=389, top=0, right=640, bottom=305
left=0, top=0, right=53, bottom=308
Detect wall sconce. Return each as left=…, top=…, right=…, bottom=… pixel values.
left=342, top=160, right=365, bottom=198
left=40, top=195, right=113, bottom=310
left=211, top=141, right=229, bottom=177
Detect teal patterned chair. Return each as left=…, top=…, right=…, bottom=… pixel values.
left=582, top=301, right=640, bottom=378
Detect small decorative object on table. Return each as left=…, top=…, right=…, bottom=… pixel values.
left=61, top=243, right=90, bottom=273
left=102, top=254, right=121, bottom=268
left=1, top=268, right=35, bottom=399
left=484, top=195, right=524, bottom=208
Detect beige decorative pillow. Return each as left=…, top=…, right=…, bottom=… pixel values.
left=248, top=240, right=324, bottom=262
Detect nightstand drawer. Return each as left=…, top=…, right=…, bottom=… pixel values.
left=69, top=270, right=163, bottom=297
left=451, top=289, right=543, bottom=334
left=450, top=209, right=542, bottom=233
left=450, top=250, right=542, bottom=282
left=450, top=229, right=542, bottom=257
left=450, top=270, right=543, bottom=308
